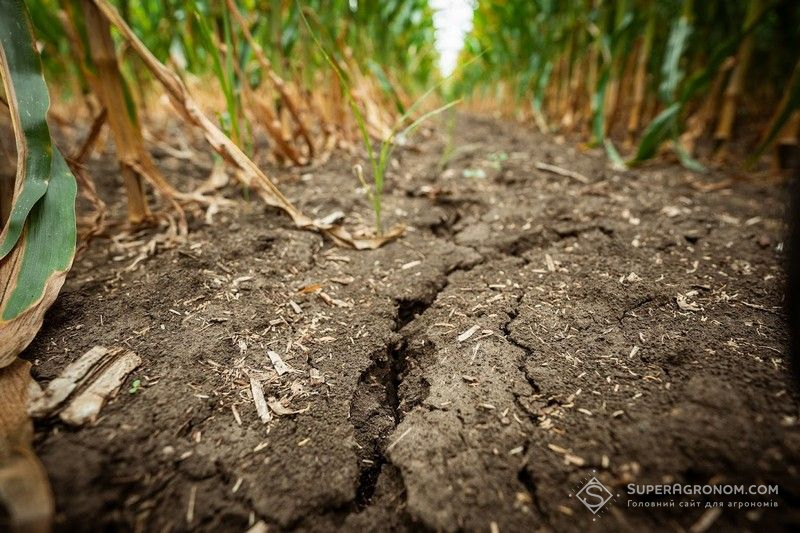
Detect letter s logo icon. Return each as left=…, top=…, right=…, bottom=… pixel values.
left=575, top=477, right=613, bottom=514
left=584, top=484, right=607, bottom=506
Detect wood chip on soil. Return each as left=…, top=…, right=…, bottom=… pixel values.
left=545, top=254, right=556, bottom=272
left=247, top=521, right=268, bottom=533
left=676, top=292, right=701, bottom=311
left=318, top=291, right=352, bottom=308
left=267, top=350, right=292, bottom=376
left=29, top=346, right=110, bottom=417
left=267, top=399, right=310, bottom=416
left=457, top=325, right=480, bottom=343
left=59, top=348, right=141, bottom=426
left=249, top=376, right=271, bottom=424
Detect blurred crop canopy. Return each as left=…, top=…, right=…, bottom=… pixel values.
left=453, top=0, right=800, bottom=167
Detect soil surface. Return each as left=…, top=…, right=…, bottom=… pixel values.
left=25, top=114, right=800, bottom=532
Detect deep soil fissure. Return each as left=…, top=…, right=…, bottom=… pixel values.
left=351, top=257, right=485, bottom=512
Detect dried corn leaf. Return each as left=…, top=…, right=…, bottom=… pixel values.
left=28, top=346, right=141, bottom=427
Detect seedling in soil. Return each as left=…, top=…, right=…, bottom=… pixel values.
left=463, top=168, right=487, bottom=179
left=487, top=151, right=509, bottom=169
left=299, top=4, right=459, bottom=236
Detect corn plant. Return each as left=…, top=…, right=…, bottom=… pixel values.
left=14, top=0, right=439, bottom=230
left=456, top=0, right=800, bottom=169
left=0, top=2, right=76, bottom=526
left=0, top=0, right=77, bottom=366
left=300, top=3, right=458, bottom=236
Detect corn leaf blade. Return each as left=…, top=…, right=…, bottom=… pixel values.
left=0, top=0, right=53, bottom=258
left=0, top=0, right=77, bottom=367
left=630, top=102, right=681, bottom=164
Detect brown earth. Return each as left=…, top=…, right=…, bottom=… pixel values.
left=23, top=114, right=800, bottom=531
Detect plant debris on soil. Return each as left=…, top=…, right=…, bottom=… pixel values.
left=26, top=114, right=799, bottom=531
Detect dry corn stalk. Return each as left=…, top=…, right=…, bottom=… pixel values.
left=80, top=0, right=220, bottom=234
left=714, top=0, right=766, bottom=151
left=89, top=0, right=402, bottom=249
left=226, top=0, right=315, bottom=159
left=0, top=360, right=53, bottom=532
left=232, top=59, right=304, bottom=166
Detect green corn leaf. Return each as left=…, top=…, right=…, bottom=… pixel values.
left=532, top=61, right=553, bottom=112
left=630, top=102, right=681, bottom=163
left=591, top=68, right=610, bottom=145
left=367, top=60, right=406, bottom=115
left=659, top=15, right=691, bottom=104
left=604, top=139, right=627, bottom=171
left=674, top=140, right=706, bottom=173
left=0, top=0, right=53, bottom=259
left=194, top=10, right=240, bottom=144
left=398, top=98, right=461, bottom=140
left=3, top=152, right=76, bottom=319
left=0, top=0, right=77, bottom=366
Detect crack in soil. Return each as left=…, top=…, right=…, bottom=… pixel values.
left=516, top=460, right=547, bottom=518
left=349, top=252, right=489, bottom=516
left=502, top=293, right=542, bottom=400
left=351, top=338, right=405, bottom=510
left=350, top=341, right=401, bottom=511
left=348, top=220, right=615, bottom=523
left=394, top=252, right=484, bottom=330
left=501, top=293, right=549, bottom=519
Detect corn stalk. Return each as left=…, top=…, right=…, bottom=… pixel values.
left=713, top=0, right=766, bottom=153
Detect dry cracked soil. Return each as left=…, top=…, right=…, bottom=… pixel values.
left=23, top=114, right=800, bottom=532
